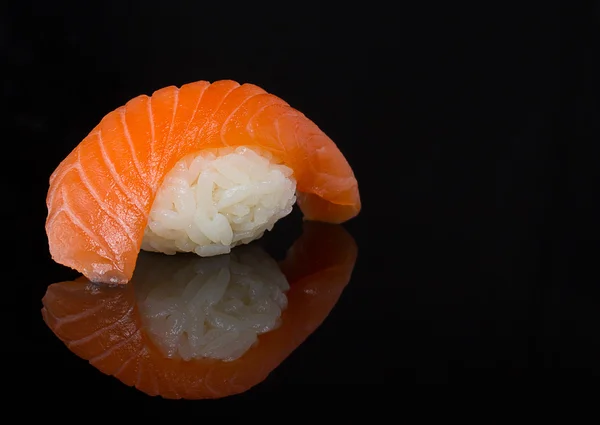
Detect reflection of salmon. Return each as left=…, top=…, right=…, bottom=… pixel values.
left=41, top=222, right=358, bottom=399
left=45, top=80, right=360, bottom=284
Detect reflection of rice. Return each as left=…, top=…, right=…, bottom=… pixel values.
left=134, top=246, right=290, bottom=362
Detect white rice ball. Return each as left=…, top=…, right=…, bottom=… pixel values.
left=141, top=146, right=297, bottom=257
left=134, top=246, right=290, bottom=362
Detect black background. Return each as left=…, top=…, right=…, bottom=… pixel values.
left=5, top=0, right=599, bottom=409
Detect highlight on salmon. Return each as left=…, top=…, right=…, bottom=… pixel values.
left=45, top=80, right=361, bottom=284
left=41, top=222, right=358, bottom=399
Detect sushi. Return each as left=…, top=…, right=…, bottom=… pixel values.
left=41, top=222, right=358, bottom=399
left=46, top=80, right=360, bottom=284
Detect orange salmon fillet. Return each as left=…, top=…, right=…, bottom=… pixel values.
left=46, top=80, right=360, bottom=284
left=41, top=222, right=357, bottom=399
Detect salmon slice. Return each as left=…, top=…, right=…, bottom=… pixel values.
left=46, top=80, right=360, bottom=284
left=41, top=222, right=358, bottom=399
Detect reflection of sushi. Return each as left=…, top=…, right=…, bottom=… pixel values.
left=46, top=80, right=360, bottom=284
left=41, top=222, right=357, bottom=399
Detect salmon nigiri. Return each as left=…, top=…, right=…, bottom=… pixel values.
left=46, top=80, right=360, bottom=284
left=41, top=222, right=357, bottom=399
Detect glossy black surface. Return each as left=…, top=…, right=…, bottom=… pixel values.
left=8, top=0, right=598, bottom=406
